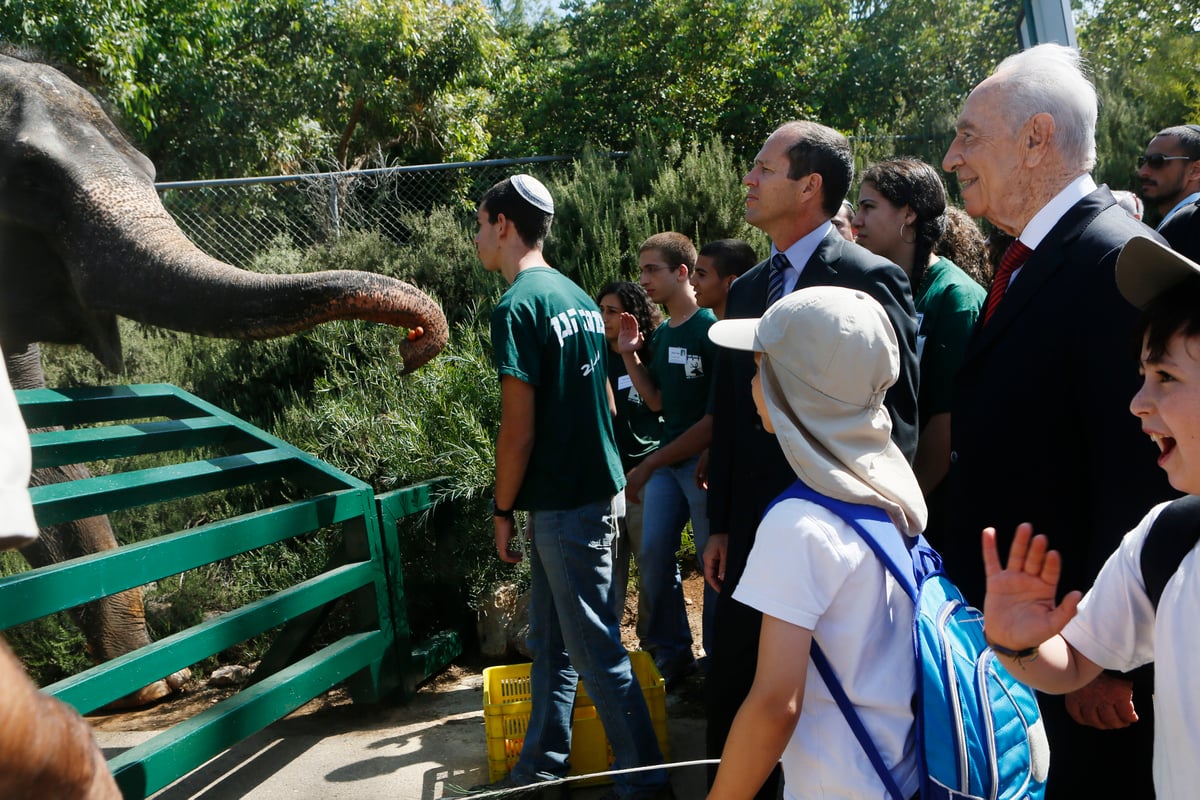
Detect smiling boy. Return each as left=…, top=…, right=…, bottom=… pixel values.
left=982, top=235, right=1200, bottom=799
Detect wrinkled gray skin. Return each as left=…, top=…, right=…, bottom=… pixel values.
left=0, top=52, right=449, bottom=706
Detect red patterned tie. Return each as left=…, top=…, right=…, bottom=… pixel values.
left=983, top=239, right=1033, bottom=325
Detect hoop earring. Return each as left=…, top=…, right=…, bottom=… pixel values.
left=899, top=222, right=916, bottom=244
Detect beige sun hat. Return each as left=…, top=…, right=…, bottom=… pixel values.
left=1116, top=235, right=1200, bottom=309
left=709, top=286, right=927, bottom=535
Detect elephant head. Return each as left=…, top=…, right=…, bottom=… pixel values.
left=0, top=50, right=449, bottom=374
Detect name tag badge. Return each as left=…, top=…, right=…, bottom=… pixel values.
left=668, top=346, right=688, bottom=365
left=617, top=374, right=633, bottom=390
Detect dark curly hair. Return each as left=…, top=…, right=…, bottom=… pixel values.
left=596, top=281, right=663, bottom=357
left=860, top=158, right=947, bottom=292
left=937, top=206, right=990, bottom=288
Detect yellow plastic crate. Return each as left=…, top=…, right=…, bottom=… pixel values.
left=483, top=650, right=670, bottom=786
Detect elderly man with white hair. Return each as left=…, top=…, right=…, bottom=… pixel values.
left=940, top=44, right=1174, bottom=797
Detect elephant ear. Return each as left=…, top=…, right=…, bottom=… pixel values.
left=79, top=311, right=124, bottom=374
left=0, top=232, right=124, bottom=373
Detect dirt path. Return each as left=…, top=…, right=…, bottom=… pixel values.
left=88, top=567, right=711, bottom=798
left=91, top=566, right=709, bottom=733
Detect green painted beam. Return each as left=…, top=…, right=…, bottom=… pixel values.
left=15, top=384, right=205, bottom=428
left=109, top=631, right=386, bottom=799
left=375, top=478, right=453, bottom=700
left=376, top=480, right=440, bottom=520
left=29, top=448, right=305, bottom=525
left=46, top=561, right=379, bottom=714
left=0, top=490, right=372, bottom=628
left=405, top=629, right=463, bottom=695
left=29, top=417, right=259, bottom=468
left=18, top=383, right=372, bottom=494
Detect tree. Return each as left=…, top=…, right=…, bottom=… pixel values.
left=0, top=0, right=156, bottom=130
left=1, top=0, right=509, bottom=178
left=492, top=0, right=852, bottom=159
left=332, top=0, right=507, bottom=169
left=841, top=0, right=1017, bottom=173
left=1078, top=0, right=1200, bottom=197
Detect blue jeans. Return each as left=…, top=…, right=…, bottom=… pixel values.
left=512, top=497, right=668, bottom=795
left=611, top=489, right=650, bottom=648
left=640, top=455, right=715, bottom=661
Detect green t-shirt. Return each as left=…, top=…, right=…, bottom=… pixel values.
left=915, top=257, right=986, bottom=426
left=607, top=347, right=663, bottom=471
left=491, top=267, right=624, bottom=510
left=648, top=308, right=718, bottom=445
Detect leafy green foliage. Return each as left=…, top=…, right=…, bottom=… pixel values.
left=12, top=140, right=764, bottom=675
left=494, top=0, right=851, bottom=158
left=1081, top=0, right=1200, bottom=200
left=844, top=0, right=1015, bottom=134
left=546, top=139, right=767, bottom=293
left=1, top=0, right=507, bottom=178
left=6, top=0, right=1197, bottom=677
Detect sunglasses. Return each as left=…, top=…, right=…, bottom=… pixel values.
left=1137, top=154, right=1195, bottom=169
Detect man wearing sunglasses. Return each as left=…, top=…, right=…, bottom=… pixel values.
left=1138, top=125, right=1200, bottom=259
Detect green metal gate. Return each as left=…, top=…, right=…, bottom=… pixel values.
left=0, top=383, right=460, bottom=798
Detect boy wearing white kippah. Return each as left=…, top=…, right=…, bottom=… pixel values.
left=469, top=176, right=669, bottom=800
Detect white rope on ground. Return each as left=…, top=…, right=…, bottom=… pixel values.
left=442, top=757, right=723, bottom=798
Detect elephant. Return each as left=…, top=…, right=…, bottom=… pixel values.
left=0, top=48, right=449, bottom=706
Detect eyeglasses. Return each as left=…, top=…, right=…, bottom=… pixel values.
left=1137, top=154, right=1195, bottom=169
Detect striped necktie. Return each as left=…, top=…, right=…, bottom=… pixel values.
left=767, top=253, right=791, bottom=306
left=982, top=239, right=1033, bottom=325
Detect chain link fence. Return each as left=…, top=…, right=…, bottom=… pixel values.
left=156, top=134, right=956, bottom=268
left=156, top=156, right=578, bottom=267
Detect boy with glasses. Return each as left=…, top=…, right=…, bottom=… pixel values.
left=618, top=232, right=716, bottom=685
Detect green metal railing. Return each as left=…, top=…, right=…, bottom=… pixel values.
left=1, top=383, right=461, bottom=798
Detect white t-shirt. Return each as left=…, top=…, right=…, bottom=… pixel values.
left=734, top=498, right=919, bottom=799
left=1062, top=501, right=1200, bottom=800
left=0, top=354, right=36, bottom=545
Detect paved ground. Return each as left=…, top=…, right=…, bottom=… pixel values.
left=92, top=669, right=709, bottom=800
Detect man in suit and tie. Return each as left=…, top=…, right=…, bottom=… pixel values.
left=703, top=120, right=919, bottom=798
left=940, top=43, right=1173, bottom=797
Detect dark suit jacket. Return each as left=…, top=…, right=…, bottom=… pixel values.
left=1159, top=197, right=1200, bottom=263
left=943, top=187, right=1175, bottom=605
left=707, top=230, right=919, bottom=592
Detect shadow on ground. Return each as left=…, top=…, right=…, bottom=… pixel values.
left=93, top=666, right=709, bottom=799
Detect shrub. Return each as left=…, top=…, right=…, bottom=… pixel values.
left=18, top=137, right=756, bottom=677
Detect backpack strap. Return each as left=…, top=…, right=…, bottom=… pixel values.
left=1140, top=495, right=1200, bottom=610
left=765, top=481, right=916, bottom=800
left=810, top=642, right=907, bottom=800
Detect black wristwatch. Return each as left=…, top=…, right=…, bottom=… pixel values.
left=491, top=498, right=514, bottom=519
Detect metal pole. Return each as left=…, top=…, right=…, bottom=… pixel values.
left=328, top=175, right=341, bottom=239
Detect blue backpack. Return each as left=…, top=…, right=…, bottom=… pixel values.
left=767, top=481, right=1049, bottom=800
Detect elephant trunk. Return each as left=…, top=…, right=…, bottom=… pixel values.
left=67, top=177, right=449, bottom=372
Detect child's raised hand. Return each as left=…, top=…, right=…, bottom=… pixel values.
left=616, top=312, right=644, bottom=354
left=981, top=523, right=1083, bottom=653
